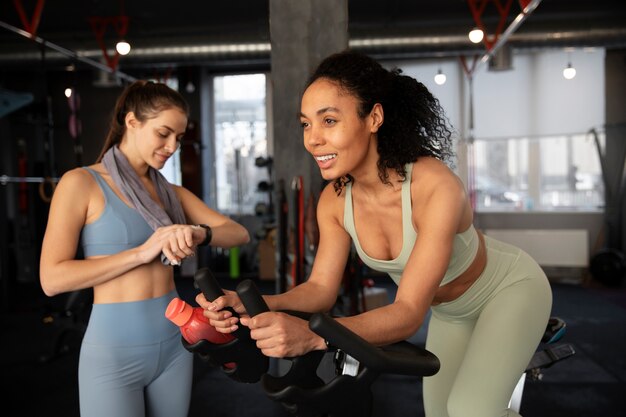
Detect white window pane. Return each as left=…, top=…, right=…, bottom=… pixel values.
left=473, top=133, right=603, bottom=212
left=213, top=74, right=269, bottom=215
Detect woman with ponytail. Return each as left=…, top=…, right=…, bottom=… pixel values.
left=40, top=80, right=249, bottom=417
left=201, top=50, right=552, bottom=417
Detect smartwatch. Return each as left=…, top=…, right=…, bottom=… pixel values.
left=196, top=224, right=212, bottom=246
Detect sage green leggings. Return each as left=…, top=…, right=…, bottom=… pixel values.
left=424, top=235, right=552, bottom=417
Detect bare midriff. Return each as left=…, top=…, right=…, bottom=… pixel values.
left=431, top=230, right=487, bottom=305
left=90, top=257, right=175, bottom=304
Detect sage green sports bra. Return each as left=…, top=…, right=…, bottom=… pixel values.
left=343, top=163, right=479, bottom=287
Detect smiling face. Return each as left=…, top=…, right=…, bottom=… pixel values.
left=122, top=107, right=188, bottom=171
left=300, top=78, right=383, bottom=181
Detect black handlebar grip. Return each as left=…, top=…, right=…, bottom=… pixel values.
left=193, top=267, right=249, bottom=340
left=236, top=280, right=270, bottom=317
left=309, top=313, right=440, bottom=377
left=194, top=268, right=225, bottom=301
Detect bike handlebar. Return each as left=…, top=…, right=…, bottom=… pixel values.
left=236, top=279, right=440, bottom=378
left=236, top=279, right=270, bottom=317
left=309, top=313, right=440, bottom=377
left=193, top=268, right=250, bottom=340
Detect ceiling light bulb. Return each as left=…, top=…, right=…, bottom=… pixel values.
left=185, top=81, right=196, bottom=93
left=434, top=69, right=447, bottom=85
left=64, top=88, right=73, bottom=98
left=469, top=28, right=484, bottom=44
left=563, top=63, right=576, bottom=80
left=116, top=40, right=131, bottom=55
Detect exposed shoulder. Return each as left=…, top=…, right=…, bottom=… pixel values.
left=50, top=166, right=100, bottom=212
left=171, top=183, right=193, bottom=201
left=411, top=157, right=465, bottom=195
left=317, top=182, right=345, bottom=226
left=318, top=181, right=344, bottom=205
left=173, top=184, right=205, bottom=212
left=57, top=166, right=98, bottom=188
left=409, top=158, right=467, bottom=224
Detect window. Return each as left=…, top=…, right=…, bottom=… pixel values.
left=213, top=74, right=269, bottom=215
left=472, top=131, right=604, bottom=212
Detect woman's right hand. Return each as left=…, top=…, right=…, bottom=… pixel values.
left=138, top=224, right=197, bottom=265
left=196, top=290, right=247, bottom=334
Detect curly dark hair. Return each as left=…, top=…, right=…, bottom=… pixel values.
left=305, top=49, right=454, bottom=194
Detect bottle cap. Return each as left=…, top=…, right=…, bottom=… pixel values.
left=165, top=297, right=194, bottom=326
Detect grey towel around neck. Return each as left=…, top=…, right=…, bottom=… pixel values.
left=102, top=145, right=186, bottom=265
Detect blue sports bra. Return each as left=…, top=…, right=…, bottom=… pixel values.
left=80, top=167, right=154, bottom=257
left=343, top=163, right=480, bottom=286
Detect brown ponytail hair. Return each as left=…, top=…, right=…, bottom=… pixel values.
left=95, top=80, right=189, bottom=162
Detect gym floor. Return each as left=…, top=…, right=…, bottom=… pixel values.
left=2, top=275, right=625, bottom=416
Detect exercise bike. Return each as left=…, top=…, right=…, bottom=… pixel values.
left=185, top=268, right=574, bottom=416
left=185, top=267, right=440, bottom=417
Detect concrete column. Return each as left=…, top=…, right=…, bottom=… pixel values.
left=269, top=0, right=348, bottom=291
left=269, top=0, right=348, bottom=203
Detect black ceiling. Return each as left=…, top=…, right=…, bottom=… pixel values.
left=1, top=0, right=625, bottom=72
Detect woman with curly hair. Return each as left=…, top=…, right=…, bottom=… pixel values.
left=201, top=50, right=552, bottom=417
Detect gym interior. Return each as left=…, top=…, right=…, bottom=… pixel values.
left=1, top=1, right=626, bottom=416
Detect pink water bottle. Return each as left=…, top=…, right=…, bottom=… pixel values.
left=165, top=297, right=236, bottom=368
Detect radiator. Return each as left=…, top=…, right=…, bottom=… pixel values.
left=483, top=229, right=589, bottom=267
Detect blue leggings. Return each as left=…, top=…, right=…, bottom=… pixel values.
left=423, top=236, right=552, bottom=417
left=79, top=291, right=193, bottom=417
